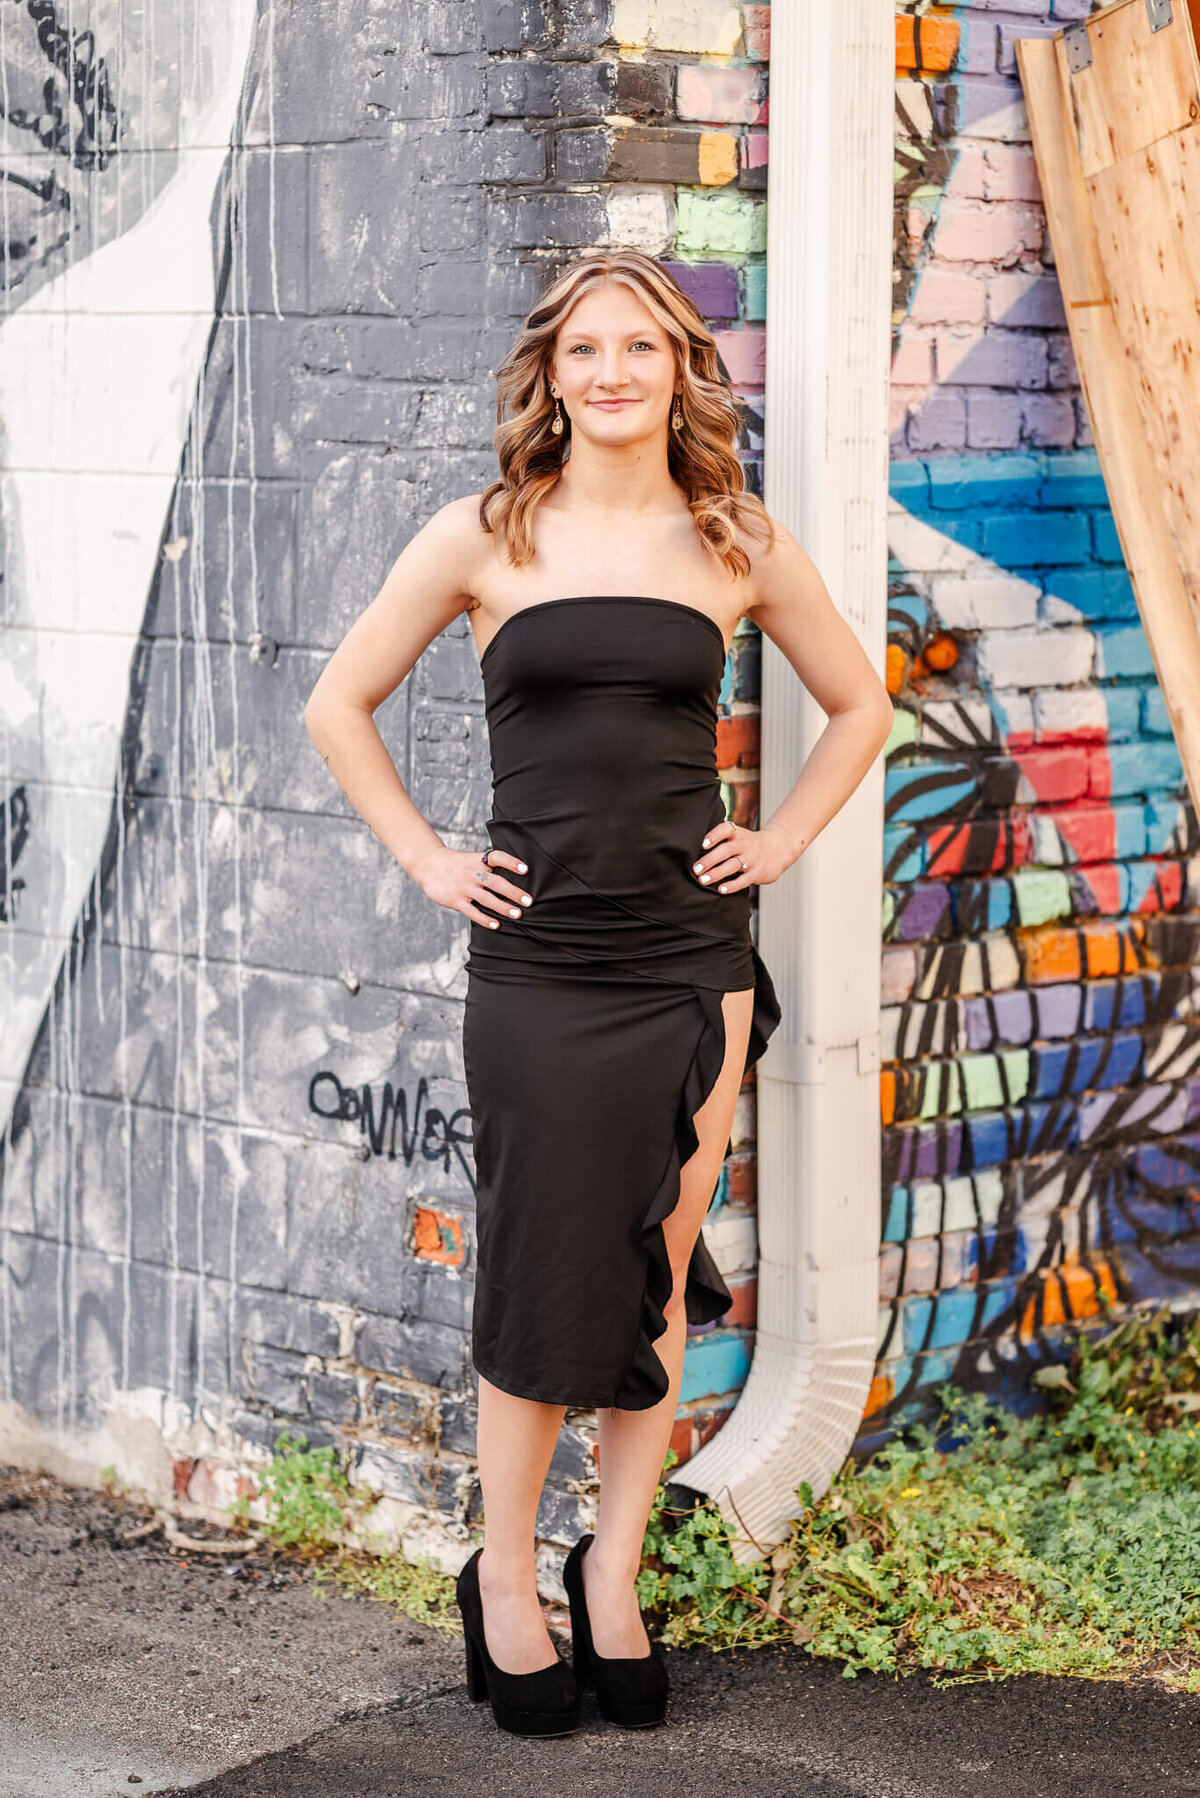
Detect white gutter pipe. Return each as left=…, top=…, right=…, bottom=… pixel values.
left=682, top=0, right=894, bottom=1563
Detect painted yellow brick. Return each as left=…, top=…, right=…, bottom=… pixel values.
left=698, top=130, right=738, bottom=186
left=613, top=0, right=742, bottom=54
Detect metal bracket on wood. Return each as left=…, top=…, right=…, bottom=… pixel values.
left=1064, top=22, right=1092, bottom=71
left=1146, top=0, right=1173, bottom=32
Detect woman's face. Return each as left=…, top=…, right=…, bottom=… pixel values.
left=548, top=281, right=681, bottom=447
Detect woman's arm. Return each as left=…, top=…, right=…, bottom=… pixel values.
left=303, top=496, right=532, bottom=931
left=690, top=518, right=894, bottom=896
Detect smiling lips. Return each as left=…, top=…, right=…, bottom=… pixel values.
left=589, top=398, right=640, bottom=409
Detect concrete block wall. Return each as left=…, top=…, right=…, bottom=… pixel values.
left=865, top=0, right=1200, bottom=1451
left=0, top=0, right=769, bottom=1566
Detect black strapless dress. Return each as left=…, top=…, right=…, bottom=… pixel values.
left=463, top=595, right=782, bottom=1412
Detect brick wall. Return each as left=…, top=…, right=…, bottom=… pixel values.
left=0, top=0, right=769, bottom=1557
left=866, top=0, right=1200, bottom=1452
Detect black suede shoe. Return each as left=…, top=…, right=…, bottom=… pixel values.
left=563, top=1532, right=669, bottom=1728
left=455, top=1547, right=581, bottom=1737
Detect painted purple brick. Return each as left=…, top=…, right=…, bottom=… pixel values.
left=965, top=987, right=1033, bottom=1050
left=892, top=883, right=952, bottom=942
left=1032, top=983, right=1084, bottom=1039
left=659, top=259, right=739, bottom=320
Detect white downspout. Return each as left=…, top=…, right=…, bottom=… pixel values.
left=681, top=0, right=893, bottom=1563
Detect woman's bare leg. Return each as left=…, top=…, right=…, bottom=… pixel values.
left=475, top=1377, right=568, bottom=1673
left=584, top=987, right=755, bottom=1658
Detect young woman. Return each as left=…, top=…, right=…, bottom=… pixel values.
left=304, top=249, right=893, bottom=1738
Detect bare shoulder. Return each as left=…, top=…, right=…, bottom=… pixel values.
left=415, top=492, right=496, bottom=587
left=739, top=509, right=827, bottom=615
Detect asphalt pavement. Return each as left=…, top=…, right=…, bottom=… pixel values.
left=4, top=1463, right=1199, bottom=1798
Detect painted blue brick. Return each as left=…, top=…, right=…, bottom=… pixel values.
left=1102, top=685, right=1142, bottom=742
left=1032, top=1032, right=1142, bottom=1099
left=885, top=758, right=976, bottom=823
left=1107, top=741, right=1183, bottom=797
left=1114, top=804, right=1149, bottom=859
left=1039, top=449, right=1108, bottom=510
left=954, top=878, right=1012, bottom=931
left=930, top=1287, right=980, bottom=1350
left=1042, top=565, right=1139, bottom=622
left=902, top=1295, right=934, bottom=1354
left=964, top=1108, right=1012, bottom=1167
left=883, top=825, right=924, bottom=881
left=718, top=652, right=734, bottom=708
left=1096, top=625, right=1155, bottom=680
left=982, top=510, right=1091, bottom=567
left=966, top=1228, right=1027, bottom=1279
left=679, top=1331, right=752, bottom=1404
left=910, top=1348, right=958, bottom=1390
left=890, top=460, right=930, bottom=506
left=1083, top=980, right=1146, bottom=1032
left=883, top=1186, right=910, bottom=1243
left=1142, top=686, right=1172, bottom=736
left=742, top=260, right=766, bottom=321
left=1144, top=794, right=1187, bottom=852
left=979, top=1279, right=1018, bottom=1333
left=1092, top=511, right=1127, bottom=563
left=927, top=453, right=1043, bottom=511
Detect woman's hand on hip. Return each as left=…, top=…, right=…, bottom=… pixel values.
left=412, top=845, right=532, bottom=930
left=691, top=820, right=798, bottom=894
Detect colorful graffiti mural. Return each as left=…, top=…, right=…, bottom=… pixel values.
left=866, top=0, right=1200, bottom=1448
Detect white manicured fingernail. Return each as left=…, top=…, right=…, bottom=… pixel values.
left=509, top=908, right=520, bottom=917
left=700, top=874, right=710, bottom=883
left=692, top=862, right=703, bottom=873
left=489, top=919, right=499, bottom=928
left=702, top=838, right=711, bottom=848
left=518, top=862, right=527, bottom=872
left=521, top=895, right=531, bottom=906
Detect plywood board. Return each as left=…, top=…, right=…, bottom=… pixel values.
left=1017, top=31, right=1200, bottom=819
left=1065, top=0, right=1200, bottom=177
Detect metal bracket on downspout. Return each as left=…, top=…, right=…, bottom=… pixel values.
left=759, top=1033, right=881, bottom=1085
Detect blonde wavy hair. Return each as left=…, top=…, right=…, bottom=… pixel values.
left=478, top=250, right=775, bottom=579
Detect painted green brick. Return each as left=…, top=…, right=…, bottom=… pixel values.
left=675, top=189, right=766, bottom=255
left=1011, top=868, right=1071, bottom=927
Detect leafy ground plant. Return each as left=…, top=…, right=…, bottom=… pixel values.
left=639, top=1301, right=1200, bottom=1689
left=228, top=1429, right=459, bottom=1635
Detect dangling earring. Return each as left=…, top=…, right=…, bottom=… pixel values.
left=671, top=396, right=684, bottom=430
left=551, top=395, right=564, bottom=436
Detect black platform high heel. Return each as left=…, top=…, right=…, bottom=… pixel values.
left=454, top=1547, right=581, bottom=1738
left=562, top=1532, right=669, bottom=1728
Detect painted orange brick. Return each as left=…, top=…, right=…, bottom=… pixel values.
left=721, top=1274, right=757, bottom=1329
left=412, top=1206, right=465, bottom=1267
left=895, top=8, right=959, bottom=73
left=880, top=1067, right=897, bottom=1127
left=1019, top=1259, right=1117, bottom=1339
left=725, top=1154, right=756, bottom=1208
left=694, top=1403, right=734, bottom=1449
left=668, top=1413, right=695, bottom=1467
left=698, top=130, right=738, bottom=185
left=716, top=713, right=760, bottom=769
left=864, top=1372, right=895, bottom=1418
left=1082, top=919, right=1142, bottom=977
left=1022, top=926, right=1082, bottom=985
left=886, top=643, right=906, bottom=694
